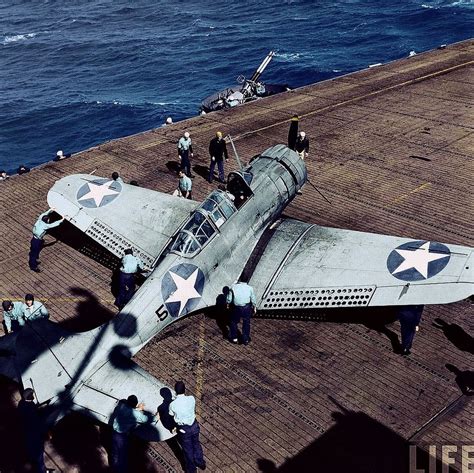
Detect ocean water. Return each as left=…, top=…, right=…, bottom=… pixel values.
left=1, top=0, right=473, bottom=173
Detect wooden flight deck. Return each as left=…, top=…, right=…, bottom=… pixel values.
left=0, top=39, right=472, bottom=472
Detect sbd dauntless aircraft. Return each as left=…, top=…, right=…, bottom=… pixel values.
left=1, top=145, right=473, bottom=440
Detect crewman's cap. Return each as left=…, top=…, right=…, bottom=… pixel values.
left=166, top=117, right=173, bottom=124
left=299, top=131, right=306, bottom=137
left=184, top=132, right=190, bottom=138
left=56, top=150, right=64, bottom=158
left=126, top=395, right=138, bottom=408
left=216, top=131, right=222, bottom=138
left=175, top=381, right=186, bottom=394
left=25, top=294, right=34, bottom=302
left=2, top=300, right=12, bottom=311
left=22, top=388, right=35, bottom=401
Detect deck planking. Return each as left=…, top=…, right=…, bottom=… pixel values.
left=0, top=39, right=473, bottom=472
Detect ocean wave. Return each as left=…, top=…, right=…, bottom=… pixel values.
left=275, top=52, right=302, bottom=62
left=421, top=0, right=474, bottom=8
left=450, top=0, right=474, bottom=7
left=2, top=32, right=37, bottom=45
left=80, top=99, right=180, bottom=108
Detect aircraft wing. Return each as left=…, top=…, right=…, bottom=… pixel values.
left=70, top=357, right=176, bottom=441
left=250, top=219, right=474, bottom=310
left=48, top=174, right=197, bottom=268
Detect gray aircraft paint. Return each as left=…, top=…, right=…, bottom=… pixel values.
left=1, top=144, right=472, bottom=441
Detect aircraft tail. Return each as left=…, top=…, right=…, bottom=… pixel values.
left=70, top=356, right=176, bottom=441
left=16, top=320, right=98, bottom=404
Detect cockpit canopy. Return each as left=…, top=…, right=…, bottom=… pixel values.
left=171, top=190, right=236, bottom=257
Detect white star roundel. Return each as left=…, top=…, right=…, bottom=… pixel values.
left=76, top=178, right=122, bottom=208
left=161, top=264, right=205, bottom=318
left=387, top=240, right=451, bottom=281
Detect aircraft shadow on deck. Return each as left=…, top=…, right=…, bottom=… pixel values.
left=256, top=399, right=459, bottom=473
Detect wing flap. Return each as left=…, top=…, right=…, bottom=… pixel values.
left=251, top=219, right=474, bottom=310
left=48, top=175, right=197, bottom=267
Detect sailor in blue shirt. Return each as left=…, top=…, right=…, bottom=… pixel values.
left=226, top=274, right=257, bottom=345
left=29, top=208, right=65, bottom=272
left=178, top=170, right=193, bottom=199
left=23, top=294, right=49, bottom=323
left=2, top=300, right=25, bottom=334
left=110, top=394, right=155, bottom=473
left=398, top=305, right=424, bottom=356
left=116, top=248, right=143, bottom=310
left=177, top=131, right=194, bottom=177
left=169, top=381, right=206, bottom=472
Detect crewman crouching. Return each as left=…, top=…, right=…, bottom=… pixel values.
left=23, top=294, right=49, bottom=323
left=2, top=300, right=25, bottom=334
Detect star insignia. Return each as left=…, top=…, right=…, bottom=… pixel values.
left=164, top=268, right=202, bottom=317
left=392, top=241, right=449, bottom=279
left=77, top=179, right=121, bottom=208
left=387, top=240, right=451, bottom=281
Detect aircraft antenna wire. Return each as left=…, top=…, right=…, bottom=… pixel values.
left=226, top=135, right=243, bottom=170
left=307, top=177, right=332, bottom=204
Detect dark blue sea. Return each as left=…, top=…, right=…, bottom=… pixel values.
left=1, top=0, right=473, bottom=173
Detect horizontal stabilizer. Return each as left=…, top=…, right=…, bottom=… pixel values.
left=71, top=356, right=176, bottom=441
left=14, top=320, right=76, bottom=402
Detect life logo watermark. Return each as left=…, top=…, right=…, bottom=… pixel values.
left=409, top=445, right=474, bottom=472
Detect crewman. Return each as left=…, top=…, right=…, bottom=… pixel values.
left=29, top=208, right=65, bottom=273
left=398, top=305, right=424, bottom=356
left=110, top=394, right=157, bottom=473
left=294, top=131, right=309, bottom=159
left=177, top=131, right=194, bottom=177
left=169, top=381, right=206, bottom=473
left=18, top=164, right=30, bottom=175
left=111, top=171, right=124, bottom=184
left=2, top=300, right=25, bottom=334
left=208, top=131, right=229, bottom=183
left=18, top=388, right=54, bottom=473
left=178, top=170, right=193, bottom=199
left=23, top=294, right=49, bottom=323
left=0, top=170, right=9, bottom=181
left=116, top=248, right=143, bottom=310
left=54, top=150, right=70, bottom=161
left=287, top=114, right=299, bottom=151
left=226, top=274, right=257, bottom=345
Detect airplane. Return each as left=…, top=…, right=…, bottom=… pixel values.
left=0, top=144, right=473, bottom=442
left=200, top=51, right=290, bottom=114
